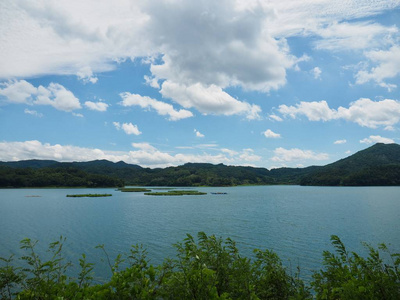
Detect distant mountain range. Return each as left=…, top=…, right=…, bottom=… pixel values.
left=1, top=143, right=400, bottom=187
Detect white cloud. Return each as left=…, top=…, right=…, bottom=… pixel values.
left=0, top=80, right=37, bottom=104
left=0, top=140, right=116, bottom=162
left=355, top=45, right=400, bottom=90
left=145, top=1, right=297, bottom=92
left=84, top=100, right=109, bottom=112
left=221, top=148, right=238, bottom=156
left=271, top=147, right=329, bottom=162
left=160, top=81, right=261, bottom=119
left=35, top=83, right=81, bottom=112
left=1, top=0, right=399, bottom=122
left=278, top=100, right=336, bottom=121
left=263, top=129, right=281, bottom=138
left=312, top=21, right=397, bottom=51
left=337, top=98, right=400, bottom=128
left=119, top=92, right=193, bottom=121
left=144, top=75, right=160, bottom=89
left=24, top=108, right=43, bottom=117
left=112, top=122, right=121, bottom=130
left=384, top=126, right=395, bottom=131
left=77, top=66, right=98, bottom=84
left=1, top=0, right=398, bottom=83
left=360, top=135, right=394, bottom=144
left=334, top=139, right=346, bottom=144
left=122, top=123, right=141, bottom=135
left=194, top=129, right=205, bottom=138
left=0, top=80, right=81, bottom=112
left=278, top=98, right=400, bottom=129
left=0, top=0, right=297, bottom=93
left=268, top=114, right=283, bottom=122
left=311, top=67, right=322, bottom=79
left=0, top=140, right=236, bottom=168
left=132, top=142, right=158, bottom=152
left=265, top=0, right=400, bottom=38
left=239, top=148, right=262, bottom=162
left=113, top=122, right=142, bottom=135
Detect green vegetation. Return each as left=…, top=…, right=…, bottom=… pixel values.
left=2, top=143, right=400, bottom=187
left=300, top=143, right=400, bottom=186
left=144, top=190, right=207, bottom=196
left=1, top=233, right=399, bottom=299
left=66, top=194, right=112, bottom=197
left=0, top=166, right=124, bottom=188
left=118, top=187, right=152, bottom=192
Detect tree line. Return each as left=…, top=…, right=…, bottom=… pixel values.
left=0, top=166, right=124, bottom=188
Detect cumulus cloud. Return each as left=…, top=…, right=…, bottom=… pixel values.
left=122, top=123, right=142, bottom=135
left=271, top=147, right=329, bottom=162
left=0, top=80, right=81, bottom=112
left=278, top=100, right=336, bottom=121
left=144, top=75, right=160, bottom=89
left=77, top=66, right=98, bottom=84
left=0, top=140, right=238, bottom=168
left=144, top=0, right=298, bottom=92
left=0, top=80, right=37, bottom=104
left=360, top=135, right=394, bottom=144
left=311, top=67, right=322, bottom=79
left=131, top=142, right=158, bottom=152
left=239, top=148, right=262, bottom=162
left=113, top=122, right=142, bottom=135
left=160, top=81, right=261, bottom=119
left=1, top=0, right=398, bottom=82
left=355, top=45, right=400, bottom=90
left=119, top=92, right=193, bottom=121
left=278, top=98, right=400, bottom=129
left=35, top=83, right=81, bottom=112
left=334, top=139, right=347, bottom=144
left=84, top=100, right=109, bottom=112
left=263, top=129, right=281, bottom=138
left=1, top=0, right=399, bottom=119
left=194, top=129, right=205, bottom=138
left=221, top=148, right=238, bottom=156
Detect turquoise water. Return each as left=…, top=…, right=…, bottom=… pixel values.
left=1, top=186, right=399, bottom=280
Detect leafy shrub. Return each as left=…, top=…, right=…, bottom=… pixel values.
left=1, top=234, right=398, bottom=299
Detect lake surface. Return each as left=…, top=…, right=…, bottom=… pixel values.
left=1, top=186, right=399, bottom=281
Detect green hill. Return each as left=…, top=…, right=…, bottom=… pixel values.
left=1, top=143, right=400, bottom=187
left=300, top=143, right=400, bottom=186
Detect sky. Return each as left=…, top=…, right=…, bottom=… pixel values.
left=1, top=0, right=400, bottom=169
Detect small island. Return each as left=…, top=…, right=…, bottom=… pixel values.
left=66, top=194, right=112, bottom=197
left=144, top=190, right=207, bottom=196
left=118, top=187, right=151, bottom=192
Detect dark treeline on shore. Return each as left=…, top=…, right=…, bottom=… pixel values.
left=0, top=166, right=124, bottom=188
left=1, top=143, right=400, bottom=187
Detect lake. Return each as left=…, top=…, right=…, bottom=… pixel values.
left=1, top=186, right=399, bottom=281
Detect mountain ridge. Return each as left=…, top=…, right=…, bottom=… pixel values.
left=1, top=143, right=400, bottom=187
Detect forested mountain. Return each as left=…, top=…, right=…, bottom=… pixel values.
left=300, top=143, right=400, bottom=186
left=1, top=143, right=400, bottom=187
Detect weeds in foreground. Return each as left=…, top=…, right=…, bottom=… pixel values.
left=1, top=233, right=399, bottom=299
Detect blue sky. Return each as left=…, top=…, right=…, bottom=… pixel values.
left=1, top=0, right=400, bottom=168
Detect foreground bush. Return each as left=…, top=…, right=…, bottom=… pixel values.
left=0, top=233, right=399, bottom=299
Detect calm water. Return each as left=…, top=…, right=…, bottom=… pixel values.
left=1, top=186, right=399, bottom=280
